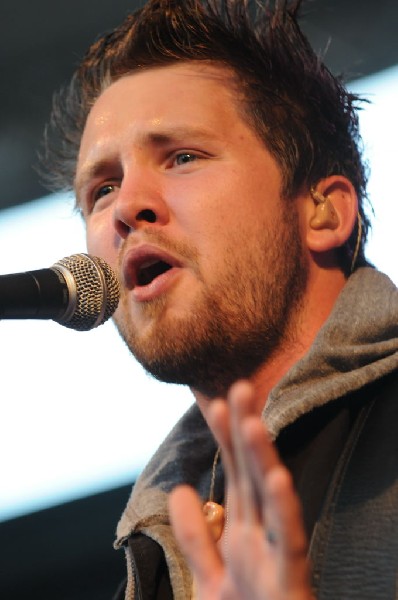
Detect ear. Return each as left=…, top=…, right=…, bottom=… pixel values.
left=305, top=176, right=358, bottom=253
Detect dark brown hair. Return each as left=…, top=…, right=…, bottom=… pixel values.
left=41, top=0, right=371, bottom=272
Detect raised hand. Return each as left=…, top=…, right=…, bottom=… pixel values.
left=169, top=380, right=314, bottom=600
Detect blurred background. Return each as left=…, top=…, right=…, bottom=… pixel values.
left=1, top=1, right=398, bottom=598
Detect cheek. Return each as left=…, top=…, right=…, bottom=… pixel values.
left=85, top=216, right=118, bottom=268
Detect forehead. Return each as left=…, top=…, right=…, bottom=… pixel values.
left=78, top=63, right=249, bottom=155
left=94, top=61, right=240, bottom=115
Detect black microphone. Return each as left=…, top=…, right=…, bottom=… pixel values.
left=0, top=253, right=120, bottom=331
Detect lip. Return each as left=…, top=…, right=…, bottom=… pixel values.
left=121, top=243, right=184, bottom=301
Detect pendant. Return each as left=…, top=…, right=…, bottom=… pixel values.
left=203, top=501, right=225, bottom=542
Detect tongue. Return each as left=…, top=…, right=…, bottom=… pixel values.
left=138, top=261, right=172, bottom=286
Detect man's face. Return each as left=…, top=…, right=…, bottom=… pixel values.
left=76, top=63, right=308, bottom=397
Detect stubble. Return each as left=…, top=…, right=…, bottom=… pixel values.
left=114, top=206, right=308, bottom=398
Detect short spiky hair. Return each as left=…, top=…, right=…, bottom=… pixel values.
left=41, top=0, right=371, bottom=272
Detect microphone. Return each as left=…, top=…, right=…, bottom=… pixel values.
left=0, top=253, right=120, bottom=331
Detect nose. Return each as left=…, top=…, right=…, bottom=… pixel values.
left=113, top=168, right=170, bottom=238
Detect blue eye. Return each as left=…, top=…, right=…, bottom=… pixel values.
left=175, top=153, right=197, bottom=166
left=95, top=184, right=116, bottom=201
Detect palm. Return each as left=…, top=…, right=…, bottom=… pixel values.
left=169, top=381, right=313, bottom=600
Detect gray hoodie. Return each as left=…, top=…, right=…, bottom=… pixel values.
left=115, top=267, right=398, bottom=599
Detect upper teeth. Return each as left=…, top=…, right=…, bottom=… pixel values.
left=140, top=258, right=160, bottom=270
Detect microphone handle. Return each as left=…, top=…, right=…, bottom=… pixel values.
left=0, top=269, right=69, bottom=320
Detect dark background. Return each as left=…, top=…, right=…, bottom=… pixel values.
left=2, top=0, right=398, bottom=213
left=1, top=1, right=398, bottom=598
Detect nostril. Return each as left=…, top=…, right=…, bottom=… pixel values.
left=137, top=209, right=157, bottom=223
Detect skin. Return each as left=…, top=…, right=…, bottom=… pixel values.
left=76, top=61, right=356, bottom=599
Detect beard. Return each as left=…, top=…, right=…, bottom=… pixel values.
left=114, top=206, right=308, bottom=398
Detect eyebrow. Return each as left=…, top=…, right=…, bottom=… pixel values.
left=133, top=125, right=220, bottom=153
left=74, top=159, right=117, bottom=204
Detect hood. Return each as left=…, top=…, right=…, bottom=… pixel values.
left=264, top=267, right=398, bottom=438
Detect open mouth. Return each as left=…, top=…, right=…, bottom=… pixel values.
left=137, top=259, right=173, bottom=286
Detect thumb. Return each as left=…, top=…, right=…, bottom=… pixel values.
left=169, top=485, right=224, bottom=592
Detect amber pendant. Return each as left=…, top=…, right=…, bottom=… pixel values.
left=203, top=501, right=225, bottom=542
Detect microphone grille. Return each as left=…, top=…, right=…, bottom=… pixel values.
left=53, top=253, right=120, bottom=331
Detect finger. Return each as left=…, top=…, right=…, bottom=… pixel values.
left=240, top=414, right=282, bottom=493
left=207, top=398, right=233, bottom=457
left=240, top=419, right=306, bottom=549
left=207, top=398, right=237, bottom=487
left=207, top=391, right=251, bottom=521
left=208, top=381, right=267, bottom=523
left=239, top=412, right=311, bottom=593
left=264, top=466, right=310, bottom=588
left=208, top=381, right=275, bottom=525
left=169, top=485, right=224, bottom=588
left=228, top=381, right=263, bottom=523
left=207, top=380, right=258, bottom=467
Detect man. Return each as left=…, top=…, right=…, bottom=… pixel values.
left=42, top=1, right=398, bottom=598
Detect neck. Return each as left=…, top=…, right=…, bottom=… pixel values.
left=192, top=338, right=306, bottom=422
